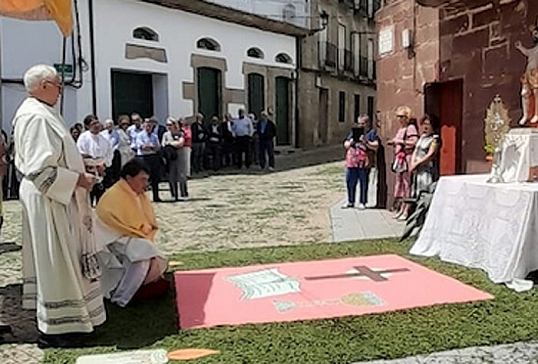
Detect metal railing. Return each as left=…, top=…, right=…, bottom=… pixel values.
left=358, top=56, right=376, bottom=82
left=318, top=41, right=337, bottom=68
left=344, top=49, right=354, bottom=72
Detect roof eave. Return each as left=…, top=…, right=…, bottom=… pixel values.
left=139, top=0, right=311, bottom=38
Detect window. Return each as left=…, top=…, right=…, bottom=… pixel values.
left=247, top=47, right=264, bottom=59
left=354, top=94, right=361, bottom=123
left=275, top=53, right=293, bottom=64
left=338, top=24, right=346, bottom=71
left=367, top=96, right=375, bottom=121
left=196, top=37, right=221, bottom=52
left=339, top=91, right=346, bottom=123
left=351, top=32, right=360, bottom=76
left=133, top=27, right=159, bottom=42
left=367, top=38, right=375, bottom=79
left=368, top=0, right=374, bottom=18
left=318, top=26, right=327, bottom=66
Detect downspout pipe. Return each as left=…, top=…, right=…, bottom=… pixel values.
left=294, top=36, right=301, bottom=148
left=89, top=0, right=97, bottom=115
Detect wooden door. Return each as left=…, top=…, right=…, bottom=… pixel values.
left=425, top=80, right=463, bottom=175
left=318, top=88, right=329, bottom=144
left=275, top=77, right=291, bottom=145
left=197, top=67, right=221, bottom=120
left=248, top=73, right=265, bottom=120
left=111, top=70, right=153, bottom=119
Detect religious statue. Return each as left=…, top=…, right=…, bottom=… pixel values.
left=516, top=18, right=538, bottom=125
left=484, top=95, right=510, bottom=183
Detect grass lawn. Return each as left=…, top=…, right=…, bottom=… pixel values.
left=43, top=239, right=538, bottom=363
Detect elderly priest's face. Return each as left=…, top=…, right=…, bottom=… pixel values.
left=126, top=171, right=150, bottom=195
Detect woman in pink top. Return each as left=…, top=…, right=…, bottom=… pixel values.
left=388, top=106, right=419, bottom=220
left=177, top=118, right=192, bottom=199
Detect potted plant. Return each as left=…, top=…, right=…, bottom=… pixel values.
left=484, top=143, right=494, bottom=162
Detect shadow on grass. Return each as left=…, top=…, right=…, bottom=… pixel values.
left=86, top=273, right=179, bottom=350
left=0, top=274, right=179, bottom=350
left=0, top=284, right=40, bottom=344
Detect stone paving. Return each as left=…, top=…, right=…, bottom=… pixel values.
left=353, top=342, right=538, bottom=364
left=330, top=197, right=404, bottom=242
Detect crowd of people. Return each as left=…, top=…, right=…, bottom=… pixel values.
left=343, top=107, right=441, bottom=220
left=66, top=107, right=277, bottom=204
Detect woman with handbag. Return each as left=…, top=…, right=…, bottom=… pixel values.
left=342, top=115, right=379, bottom=209
left=388, top=106, right=419, bottom=220
left=161, top=118, right=185, bottom=201
left=178, top=118, right=192, bottom=199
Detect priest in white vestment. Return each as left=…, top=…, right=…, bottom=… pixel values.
left=95, top=159, right=169, bottom=307
left=13, top=65, right=106, bottom=347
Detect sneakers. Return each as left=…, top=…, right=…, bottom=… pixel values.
left=268, top=166, right=275, bottom=172
left=397, top=214, right=408, bottom=221
left=357, top=203, right=366, bottom=210
left=342, top=203, right=354, bottom=209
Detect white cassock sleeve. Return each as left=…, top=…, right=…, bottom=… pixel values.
left=20, top=116, right=79, bottom=205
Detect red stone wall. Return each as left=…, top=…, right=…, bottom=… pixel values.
left=377, top=0, right=538, bottom=207
left=376, top=0, right=439, bottom=207
left=439, top=0, right=538, bottom=172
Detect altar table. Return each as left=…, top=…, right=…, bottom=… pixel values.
left=410, top=174, right=538, bottom=291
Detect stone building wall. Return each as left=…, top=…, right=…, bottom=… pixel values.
left=297, top=0, right=377, bottom=148
left=375, top=0, right=439, bottom=206
left=376, top=0, right=538, bottom=206
left=438, top=0, right=538, bottom=168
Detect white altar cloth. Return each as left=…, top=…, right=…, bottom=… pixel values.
left=410, top=174, right=538, bottom=291
left=499, top=129, right=538, bottom=183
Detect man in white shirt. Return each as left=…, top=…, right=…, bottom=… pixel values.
left=77, top=115, right=113, bottom=205
left=127, top=113, right=144, bottom=150
left=232, top=109, right=254, bottom=169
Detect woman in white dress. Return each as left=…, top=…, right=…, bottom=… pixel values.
left=161, top=118, right=185, bottom=201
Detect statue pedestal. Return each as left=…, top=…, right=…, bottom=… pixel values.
left=499, top=128, right=538, bottom=182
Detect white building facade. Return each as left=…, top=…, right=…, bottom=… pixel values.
left=0, top=0, right=299, bottom=144
left=204, top=0, right=311, bottom=28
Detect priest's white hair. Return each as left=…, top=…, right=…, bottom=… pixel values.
left=23, top=64, right=58, bottom=92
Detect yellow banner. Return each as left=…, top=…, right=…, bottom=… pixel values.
left=0, top=0, right=73, bottom=36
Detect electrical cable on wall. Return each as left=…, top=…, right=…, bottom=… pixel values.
left=1, top=0, right=86, bottom=90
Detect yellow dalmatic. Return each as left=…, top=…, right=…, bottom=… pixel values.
left=0, top=0, right=73, bottom=36
left=96, top=179, right=158, bottom=242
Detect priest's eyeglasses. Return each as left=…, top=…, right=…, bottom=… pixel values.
left=45, top=80, right=63, bottom=92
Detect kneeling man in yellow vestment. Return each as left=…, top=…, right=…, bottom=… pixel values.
left=95, top=159, right=168, bottom=307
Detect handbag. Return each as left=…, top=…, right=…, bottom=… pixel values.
left=164, top=144, right=178, bottom=161
left=391, top=151, right=407, bottom=173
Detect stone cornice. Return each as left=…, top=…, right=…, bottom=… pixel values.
left=140, top=0, right=311, bottom=38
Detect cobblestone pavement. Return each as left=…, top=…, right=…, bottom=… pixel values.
left=353, top=341, right=538, bottom=364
